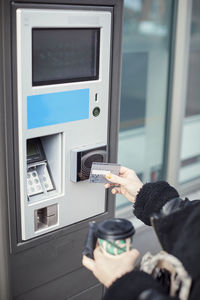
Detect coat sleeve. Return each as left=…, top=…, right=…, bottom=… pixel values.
left=137, top=289, right=177, bottom=300
left=103, top=270, right=169, bottom=300
left=134, top=181, right=179, bottom=225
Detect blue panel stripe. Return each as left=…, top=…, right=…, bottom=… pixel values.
left=27, top=89, right=89, bottom=129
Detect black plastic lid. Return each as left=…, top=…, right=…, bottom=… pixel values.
left=97, top=218, right=135, bottom=241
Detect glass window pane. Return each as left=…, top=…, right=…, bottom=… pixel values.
left=179, top=0, right=200, bottom=184
left=116, top=0, right=174, bottom=209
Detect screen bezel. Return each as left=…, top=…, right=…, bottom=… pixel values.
left=32, top=27, right=100, bottom=87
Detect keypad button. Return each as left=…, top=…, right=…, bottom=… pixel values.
left=28, top=180, right=33, bottom=185
left=27, top=173, right=31, bottom=179
left=32, top=172, right=37, bottom=177
left=36, top=185, right=41, bottom=190
left=31, top=187, right=35, bottom=192
left=45, top=184, right=49, bottom=189
left=34, top=179, right=39, bottom=184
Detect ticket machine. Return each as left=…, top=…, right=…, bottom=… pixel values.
left=0, top=1, right=123, bottom=299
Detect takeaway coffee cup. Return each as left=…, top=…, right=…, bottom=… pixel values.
left=96, top=218, right=135, bottom=256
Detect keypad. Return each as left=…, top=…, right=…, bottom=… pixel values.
left=27, top=164, right=54, bottom=198
left=27, top=170, right=43, bottom=197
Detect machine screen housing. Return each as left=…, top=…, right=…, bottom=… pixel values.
left=32, top=28, right=100, bottom=86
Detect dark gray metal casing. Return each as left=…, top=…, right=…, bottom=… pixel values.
left=0, top=0, right=123, bottom=299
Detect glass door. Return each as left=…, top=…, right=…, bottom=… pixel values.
left=179, top=0, right=200, bottom=185
left=117, top=0, right=175, bottom=209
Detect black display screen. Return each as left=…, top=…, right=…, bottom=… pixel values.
left=26, top=138, right=45, bottom=163
left=32, top=28, right=100, bottom=86
left=27, top=142, right=38, bottom=157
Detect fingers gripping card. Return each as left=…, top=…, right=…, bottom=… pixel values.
left=89, top=162, right=120, bottom=183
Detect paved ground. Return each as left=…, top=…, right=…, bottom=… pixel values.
left=132, top=225, right=161, bottom=265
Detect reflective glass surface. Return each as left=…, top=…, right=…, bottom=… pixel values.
left=179, top=0, right=200, bottom=184
left=32, top=28, right=100, bottom=86
left=117, top=0, right=174, bottom=208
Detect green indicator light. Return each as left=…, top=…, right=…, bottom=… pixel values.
left=93, top=107, right=100, bottom=117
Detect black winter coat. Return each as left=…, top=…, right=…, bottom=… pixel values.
left=103, top=181, right=200, bottom=300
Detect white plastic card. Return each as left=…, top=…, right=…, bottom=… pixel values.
left=89, top=162, right=120, bottom=183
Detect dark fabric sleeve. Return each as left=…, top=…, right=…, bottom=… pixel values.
left=103, top=270, right=168, bottom=300
left=189, top=279, right=200, bottom=300
left=150, top=199, right=200, bottom=254
left=170, top=205, right=200, bottom=279
left=137, top=289, right=178, bottom=300
left=134, top=181, right=179, bottom=225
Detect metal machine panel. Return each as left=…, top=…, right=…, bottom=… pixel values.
left=16, top=8, right=111, bottom=240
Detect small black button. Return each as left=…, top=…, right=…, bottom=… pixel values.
left=93, top=107, right=100, bottom=117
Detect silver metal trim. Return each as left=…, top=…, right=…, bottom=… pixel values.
left=166, top=0, right=192, bottom=190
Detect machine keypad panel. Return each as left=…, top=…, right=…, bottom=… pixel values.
left=27, top=169, right=43, bottom=196
left=27, top=163, right=54, bottom=198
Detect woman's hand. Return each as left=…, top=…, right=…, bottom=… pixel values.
left=105, top=166, right=143, bottom=203
left=82, top=246, right=139, bottom=288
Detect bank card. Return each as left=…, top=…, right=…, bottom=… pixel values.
left=89, top=162, right=121, bottom=183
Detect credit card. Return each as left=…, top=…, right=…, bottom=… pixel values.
left=89, top=162, right=120, bottom=183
